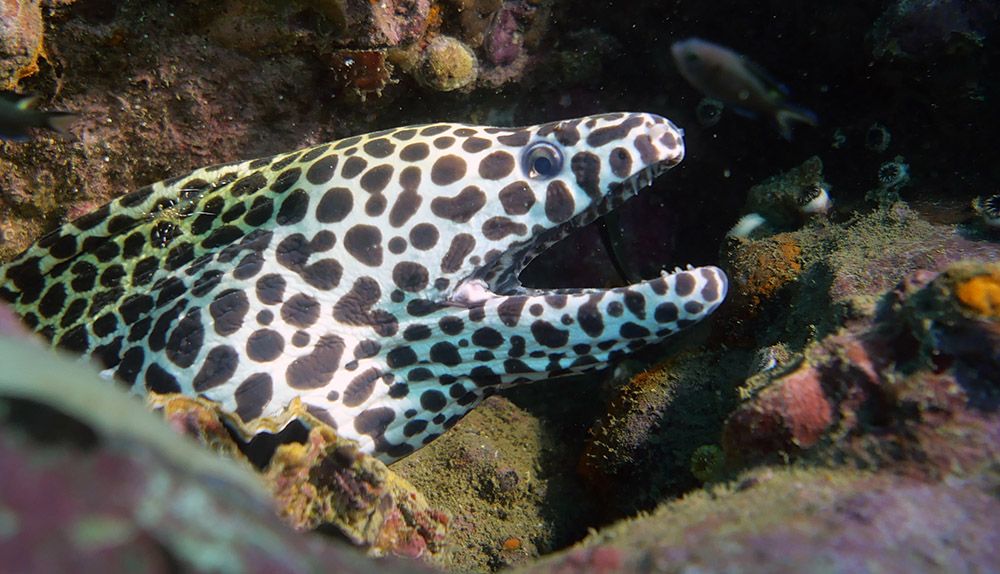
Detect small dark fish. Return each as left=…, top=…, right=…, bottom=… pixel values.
left=0, top=93, right=76, bottom=141
left=671, top=37, right=817, bottom=139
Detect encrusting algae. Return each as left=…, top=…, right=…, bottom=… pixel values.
left=953, top=268, right=1000, bottom=318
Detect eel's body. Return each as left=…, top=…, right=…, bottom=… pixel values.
left=0, top=113, right=727, bottom=463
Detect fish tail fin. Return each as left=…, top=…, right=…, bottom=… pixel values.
left=43, top=112, right=77, bottom=137
left=775, top=104, right=818, bottom=141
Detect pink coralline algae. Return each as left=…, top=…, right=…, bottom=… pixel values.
left=484, top=6, right=523, bottom=66
left=343, top=0, right=431, bottom=48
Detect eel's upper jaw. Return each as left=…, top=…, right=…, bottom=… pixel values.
left=459, top=155, right=684, bottom=302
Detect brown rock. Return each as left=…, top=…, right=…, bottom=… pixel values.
left=0, top=0, right=44, bottom=89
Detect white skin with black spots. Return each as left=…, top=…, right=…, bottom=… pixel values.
left=0, top=112, right=727, bottom=463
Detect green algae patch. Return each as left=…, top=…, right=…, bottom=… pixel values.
left=393, top=395, right=591, bottom=572
left=827, top=204, right=941, bottom=310
left=517, top=465, right=1000, bottom=573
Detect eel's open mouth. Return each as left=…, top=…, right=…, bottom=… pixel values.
left=454, top=160, right=677, bottom=303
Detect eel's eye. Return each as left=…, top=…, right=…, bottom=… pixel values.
left=522, top=142, right=563, bottom=179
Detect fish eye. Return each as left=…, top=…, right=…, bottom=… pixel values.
left=522, top=141, right=563, bottom=179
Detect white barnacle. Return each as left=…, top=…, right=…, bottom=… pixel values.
left=798, top=184, right=832, bottom=216
left=973, top=194, right=1000, bottom=229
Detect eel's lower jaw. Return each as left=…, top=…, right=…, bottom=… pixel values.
left=452, top=159, right=679, bottom=304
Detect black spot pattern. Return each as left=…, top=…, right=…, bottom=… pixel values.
left=420, top=390, right=447, bottom=412
left=478, top=151, right=515, bottom=180
left=430, top=342, right=462, bottom=366
left=409, top=223, right=439, bottom=250
left=343, top=368, right=381, bottom=407
left=393, top=262, right=429, bottom=292
left=360, top=164, right=393, bottom=194
left=306, top=155, right=338, bottom=185
left=210, top=289, right=249, bottom=336
left=655, top=302, right=679, bottom=323
left=531, top=320, right=569, bottom=348
left=332, top=277, right=398, bottom=337
left=235, top=373, right=272, bottom=422
left=276, top=189, right=310, bottom=225
left=701, top=268, right=720, bottom=302
left=634, top=134, right=657, bottom=165
left=247, top=329, right=285, bottom=362
left=441, top=234, right=475, bottom=273
left=586, top=116, right=643, bottom=147
left=256, top=274, right=286, bottom=305
left=389, top=190, right=422, bottom=227
left=675, top=272, right=695, bottom=296
left=344, top=224, right=383, bottom=266
left=431, top=186, right=486, bottom=223
left=471, top=327, right=503, bottom=348
left=571, top=152, right=602, bottom=200
left=316, top=187, right=353, bottom=223
left=166, top=309, right=204, bottom=369
left=354, top=407, right=395, bottom=442
left=400, top=142, right=430, bottom=162
left=281, top=293, right=320, bottom=328
left=286, top=334, right=345, bottom=389
left=545, top=180, right=575, bottom=223
left=499, top=181, right=535, bottom=215
left=431, top=155, right=468, bottom=187
left=146, top=363, right=181, bottom=394
left=193, top=345, right=239, bottom=391
left=482, top=217, right=527, bottom=240
left=363, top=138, right=395, bottom=158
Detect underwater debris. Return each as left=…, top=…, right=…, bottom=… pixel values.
left=972, top=194, right=1000, bottom=229
left=414, top=35, right=479, bottom=91
left=865, top=123, right=892, bottom=152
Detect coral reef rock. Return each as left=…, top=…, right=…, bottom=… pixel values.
left=147, top=393, right=450, bottom=559
left=0, top=0, right=44, bottom=88
left=415, top=35, right=479, bottom=92
left=0, top=332, right=434, bottom=573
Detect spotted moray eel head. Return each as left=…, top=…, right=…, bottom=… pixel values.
left=0, top=112, right=725, bottom=463
left=435, top=112, right=686, bottom=301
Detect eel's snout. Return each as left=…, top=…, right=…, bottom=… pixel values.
left=645, top=118, right=686, bottom=170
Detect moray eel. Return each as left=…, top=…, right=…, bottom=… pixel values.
left=0, top=113, right=727, bottom=463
